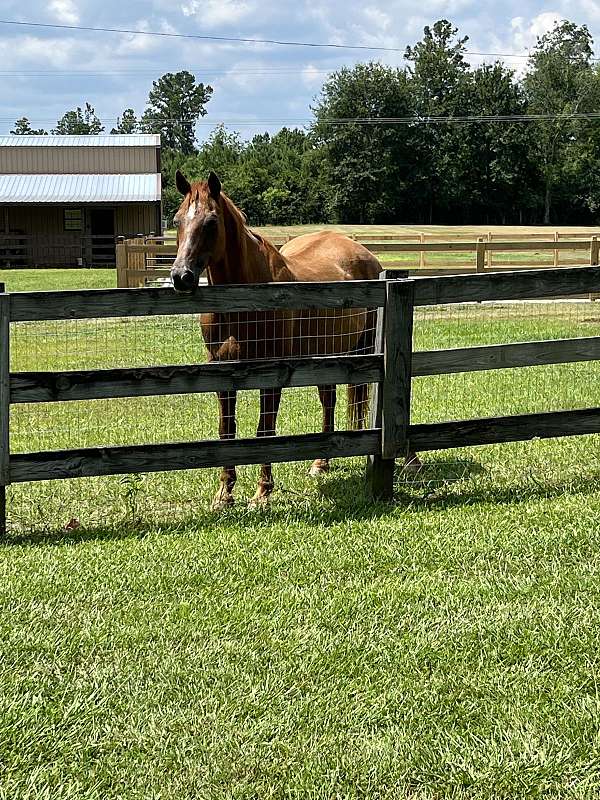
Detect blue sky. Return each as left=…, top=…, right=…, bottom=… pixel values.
left=0, top=0, right=599, bottom=141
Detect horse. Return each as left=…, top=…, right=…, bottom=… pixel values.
left=170, top=170, right=399, bottom=509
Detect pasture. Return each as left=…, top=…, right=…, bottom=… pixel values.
left=2, top=259, right=600, bottom=796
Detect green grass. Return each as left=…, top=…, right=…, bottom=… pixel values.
left=0, top=268, right=116, bottom=293
left=3, top=270, right=600, bottom=797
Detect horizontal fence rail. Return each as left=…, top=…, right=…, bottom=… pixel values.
left=10, top=430, right=380, bottom=484
left=409, top=408, right=600, bottom=452
left=11, top=354, right=383, bottom=404
left=10, top=280, right=386, bottom=322
left=413, top=336, right=600, bottom=376
left=412, top=266, right=600, bottom=306
left=11, top=265, right=600, bottom=322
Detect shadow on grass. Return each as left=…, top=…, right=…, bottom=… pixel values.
left=5, top=456, right=600, bottom=547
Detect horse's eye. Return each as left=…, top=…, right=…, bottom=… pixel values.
left=173, top=218, right=180, bottom=228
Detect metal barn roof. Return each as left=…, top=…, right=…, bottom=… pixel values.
left=0, top=135, right=161, bottom=147
left=0, top=173, right=161, bottom=203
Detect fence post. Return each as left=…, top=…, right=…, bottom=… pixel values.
left=487, top=232, right=493, bottom=269
left=590, top=235, right=599, bottom=301
left=419, top=233, right=425, bottom=269
left=476, top=237, right=486, bottom=273
left=116, top=237, right=127, bottom=288
left=366, top=270, right=414, bottom=499
left=554, top=231, right=559, bottom=268
left=0, top=283, right=9, bottom=536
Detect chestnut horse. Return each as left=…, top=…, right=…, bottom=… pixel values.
left=170, top=170, right=381, bottom=509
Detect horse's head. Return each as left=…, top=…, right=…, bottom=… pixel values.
left=170, top=170, right=224, bottom=293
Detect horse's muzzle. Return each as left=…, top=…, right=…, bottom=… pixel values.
left=171, top=268, right=197, bottom=293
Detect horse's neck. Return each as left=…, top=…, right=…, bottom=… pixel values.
left=207, top=204, right=288, bottom=285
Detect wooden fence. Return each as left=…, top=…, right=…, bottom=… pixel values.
left=116, top=234, right=600, bottom=289
left=3, top=263, right=600, bottom=533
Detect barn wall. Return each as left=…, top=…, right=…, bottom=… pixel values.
left=2, top=206, right=81, bottom=266
left=0, top=146, right=159, bottom=174
left=115, top=204, right=159, bottom=236
left=1, top=203, right=160, bottom=267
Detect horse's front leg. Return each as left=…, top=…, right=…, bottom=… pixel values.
left=249, top=388, right=282, bottom=508
left=212, top=390, right=237, bottom=511
left=309, top=384, right=336, bottom=477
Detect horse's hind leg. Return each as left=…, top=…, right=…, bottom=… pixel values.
left=249, top=388, right=282, bottom=508
left=212, top=390, right=237, bottom=511
left=309, top=384, right=336, bottom=477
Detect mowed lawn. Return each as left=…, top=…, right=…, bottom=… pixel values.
left=2, top=266, right=600, bottom=797
left=0, top=268, right=116, bottom=293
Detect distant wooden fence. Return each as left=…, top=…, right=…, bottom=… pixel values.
left=116, top=233, right=600, bottom=290
left=3, top=264, right=600, bottom=532
left=0, top=233, right=117, bottom=268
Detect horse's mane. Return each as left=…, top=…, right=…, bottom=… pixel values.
left=220, top=191, right=288, bottom=274
left=220, top=193, right=265, bottom=248
left=187, top=179, right=290, bottom=282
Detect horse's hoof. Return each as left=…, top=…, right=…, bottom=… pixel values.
left=248, top=494, right=269, bottom=510
left=308, top=461, right=329, bottom=478
left=211, top=493, right=234, bottom=512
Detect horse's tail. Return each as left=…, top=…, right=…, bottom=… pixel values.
left=347, top=309, right=377, bottom=430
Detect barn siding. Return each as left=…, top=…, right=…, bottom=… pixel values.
left=0, top=203, right=161, bottom=267
left=116, top=204, right=159, bottom=236
left=0, top=146, right=159, bottom=174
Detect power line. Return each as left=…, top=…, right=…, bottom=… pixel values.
left=2, top=18, right=600, bottom=66
left=0, top=67, right=344, bottom=77
left=4, top=112, right=600, bottom=126
left=0, top=18, right=544, bottom=60
left=0, top=19, right=408, bottom=52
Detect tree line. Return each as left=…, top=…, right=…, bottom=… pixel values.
left=12, top=18, right=600, bottom=227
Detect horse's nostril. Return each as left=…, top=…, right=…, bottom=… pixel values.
left=171, top=269, right=196, bottom=292
left=181, top=271, right=195, bottom=289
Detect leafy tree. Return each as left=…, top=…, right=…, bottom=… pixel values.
left=53, top=102, right=104, bottom=135
left=111, top=109, right=139, bottom=134
left=524, top=20, right=600, bottom=222
left=404, top=20, right=472, bottom=222
left=141, top=71, right=212, bottom=154
left=462, top=63, right=538, bottom=223
left=11, top=117, right=47, bottom=135
left=195, top=124, right=244, bottom=178
left=312, top=62, right=413, bottom=223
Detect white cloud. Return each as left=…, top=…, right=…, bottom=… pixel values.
left=180, top=0, right=253, bottom=27
left=574, top=0, right=600, bottom=23
left=510, top=11, right=565, bottom=52
left=363, top=6, right=392, bottom=31
left=1, top=35, right=79, bottom=67
left=114, top=19, right=176, bottom=54
left=48, top=0, right=80, bottom=25
left=302, top=63, right=322, bottom=87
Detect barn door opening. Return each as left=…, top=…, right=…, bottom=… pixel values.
left=90, top=208, right=115, bottom=266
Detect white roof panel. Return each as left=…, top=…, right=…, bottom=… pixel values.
left=0, top=173, right=161, bottom=203
left=0, top=135, right=160, bottom=147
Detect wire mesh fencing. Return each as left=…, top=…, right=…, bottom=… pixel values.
left=7, top=306, right=377, bottom=533
left=7, top=289, right=600, bottom=534
left=403, top=297, right=600, bottom=498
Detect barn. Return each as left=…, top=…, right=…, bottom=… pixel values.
left=0, top=134, right=162, bottom=268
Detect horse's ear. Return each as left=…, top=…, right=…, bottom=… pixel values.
left=207, top=171, right=221, bottom=199
left=176, top=170, right=191, bottom=196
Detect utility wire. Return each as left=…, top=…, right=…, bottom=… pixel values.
left=4, top=112, right=600, bottom=126
left=0, top=67, right=345, bottom=76
left=0, top=18, right=542, bottom=59
left=0, top=19, right=415, bottom=52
